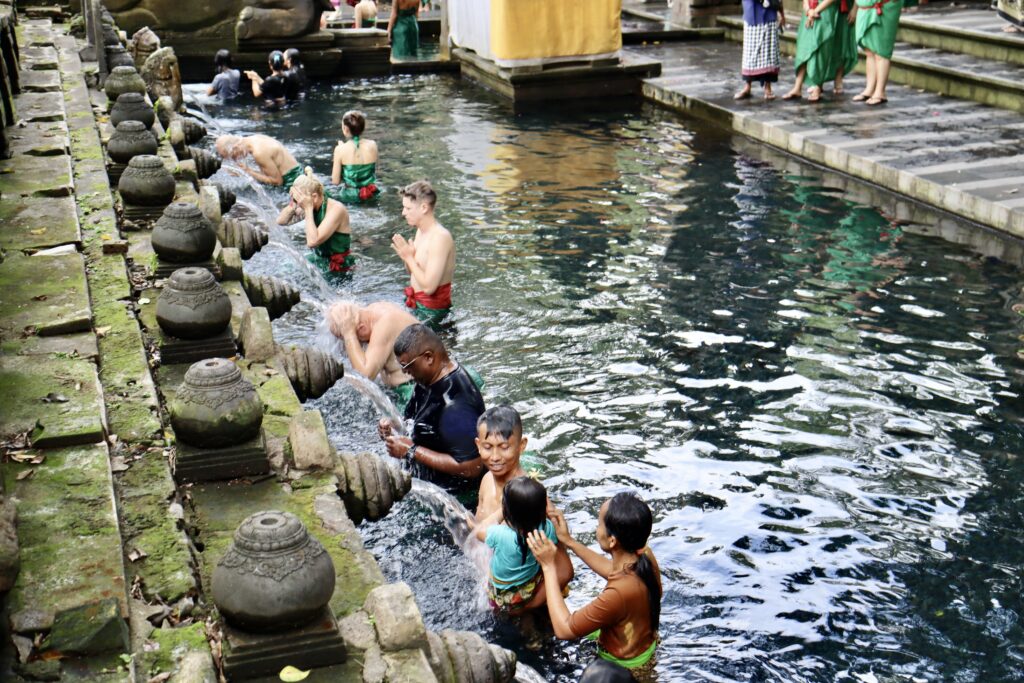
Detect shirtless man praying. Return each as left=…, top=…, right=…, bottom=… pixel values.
left=391, top=180, right=455, bottom=326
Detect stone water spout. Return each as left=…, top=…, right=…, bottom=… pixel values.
left=242, top=273, right=300, bottom=320
left=219, top=213, right=269, bottom=259
left=187, top=146, right=221, bottom=179
left=427, top=629, right=517, bottom=683
left=273, top=344, right=343, bottom=401
left=214, top=183, right=236, bottom=214
left=211, top=510, right=335, bottom=632
left=335, top=452, right=411, bottom=525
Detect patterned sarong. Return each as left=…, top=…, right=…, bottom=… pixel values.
left=741, top=21, right=781, bottom=84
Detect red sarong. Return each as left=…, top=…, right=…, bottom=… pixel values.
left=329, top=251, right=353, bottom=272
left=404, top=282, right=452, bottom=310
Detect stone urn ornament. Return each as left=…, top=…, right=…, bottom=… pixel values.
left=169, top=358, right=263, bottom=448
left=104, top=65, right=147, bottom=102
left=106, top=44, right=135, bottom=70
left=110, top=92, right=156, bottom=130
left=107, top=120, right=158, bottom=164
left=157, top=268, right=231, bottom=340
left=118, top=154, right=175, bottom=206
left=151, top=202, right=217, bottom=263
left=212, top=511, right=335, bottom=632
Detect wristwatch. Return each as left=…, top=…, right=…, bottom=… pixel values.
left=405, top=443, right=417, bottom=466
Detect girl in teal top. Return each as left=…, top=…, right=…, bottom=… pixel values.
left=328, top=110, right=381, bottom=204
left=277, top=167, right=355, bottom=274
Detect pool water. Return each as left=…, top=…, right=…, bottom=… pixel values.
left=195, top=74, right=1024, bottom=682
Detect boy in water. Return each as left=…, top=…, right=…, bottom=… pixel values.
left=474, top=405, right=530, bottom=524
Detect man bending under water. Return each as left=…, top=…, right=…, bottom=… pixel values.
left=215, top=134, right=303, bottom=187
left=391, top=180, right=455, bottom=326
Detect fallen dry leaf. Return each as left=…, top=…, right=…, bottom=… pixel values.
left=16, top=469, right=34, bottom=481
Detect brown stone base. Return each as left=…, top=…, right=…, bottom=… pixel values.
left=222, top=608, right=347, bottom=681
left=174, top=429, right=270, bottom=483
left=121, top=203, right=168, bottom=228
left=158, top=327, right=236, bottom=366
left=107, top=161, right=127, bottom=185
left=153, top=258, right=222, bottom=281
left=455, top=48, right=661, bottom=105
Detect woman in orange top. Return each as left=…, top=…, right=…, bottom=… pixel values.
left=528, top=492, right=662, bottom=682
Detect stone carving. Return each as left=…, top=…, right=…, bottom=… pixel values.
left=335, top=452, right=411, bottom=525
left=188, top=146, right=221, bottom=180
left=219, top=215, right=269, bottom=260
left=128, top=26, right=160, bottom=69
left=214, top=184, right=237, bottom=214
left=118, top=154, right=175, bottom=206
left=107, top=120, right=158, bottom=164
left=274, top=345, right=344, bottom=401
left=106, top=44, right=135, bottom=70
left=107, top=0, right=332, bottom=41
left=169, top=358, right=264, bottom=448
left=141, top=47, right=183, bottom=111
left=211, top=511, right=335, bottom=632
left=157, top=268, right=232, bottom=339
left=110, top=91, right=156, bottom=130
left=152, top=202, right=217, bottom=262
left=181, top=118, right=207, bottom=145
left=104, top=65, right=147, bottom=102
left=242, top=274, right=300, bottom=320
left=428, top=630, right=517, bottom=683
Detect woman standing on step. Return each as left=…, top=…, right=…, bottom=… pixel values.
left=783, top=0, right=841, bottom=102
left=278, top=168, right=355, bottom=276
left=328, top=110, right=380, bottom=204
left=389, top=0, right=421, bottom=60
left=852, top=0, right=903, bottom=105
left=735, top=0, right=785, bottom=100
left=830, top=0, right=859, bottom=95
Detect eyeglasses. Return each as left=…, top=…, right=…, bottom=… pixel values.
left=399, top=352, right=427, bottom=372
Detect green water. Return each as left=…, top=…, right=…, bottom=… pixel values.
left=198, top=74, right=1024, bottom=682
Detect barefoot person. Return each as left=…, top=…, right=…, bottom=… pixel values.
left=215, top=134, right=302, bottom=187
left=852, top=0, right=903, bottom=105
left=388, top=0, right=420, bottom=60
left=735, top=0, right=783, bottom=100
left=328, top=110, right=380, bottom=204
left=277, top=168, right=354, bottom=275
left=783, top=0, right=841, bottom=102
left=392, top=180, right=455, bottom=326
left=327, top=301, right=419, bottom=403
left=378, top=324, right=485, bottom=489
left=528, top=493, right=663, bottom=682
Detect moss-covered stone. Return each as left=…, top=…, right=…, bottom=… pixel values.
left=0, top=355, right=105, bottom=447
left=46, top=598, right=129, bottom=655
left=0, top=195, right=80, bottom=252
left=136, top=622, right=212, bottom=680
left=0, top=252, right=92, bottom=338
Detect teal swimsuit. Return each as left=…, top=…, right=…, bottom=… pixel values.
left=326, top=136, right=380, bottom=204
left=305, top=200, right=355, bottom=273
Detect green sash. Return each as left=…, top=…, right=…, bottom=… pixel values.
left=282, top=165, right=303, bottom=188
left=586, top=631, right=659, bottom=670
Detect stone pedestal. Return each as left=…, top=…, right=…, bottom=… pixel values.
left=158, top=327, right=236, bottom=366
left=222, top=607, right=346, bottom=680
left=122, top=202, right=169, bottom=225
left=174, top=429, right=270, bottom=483
left=327, top=29, right=390, bottom=77
left=107, top=161, right=127, bottom=185
left=153, top=258, right=222, bottom=280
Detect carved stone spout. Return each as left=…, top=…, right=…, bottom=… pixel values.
left=242, top=274, right=300, bottom=320
left=273, top=345, right=343, bottom=401
left=335, top=452, right=411, bottom=525
left=218, top=215, right=269, bottom=259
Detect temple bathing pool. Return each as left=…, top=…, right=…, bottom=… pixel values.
left=192, top=74, right=1024, bottom=682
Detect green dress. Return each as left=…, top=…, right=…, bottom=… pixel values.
left=855, top=0, right=903, bottom=60
left=794, top=4, right=839, bottom=88
left=391, top=7, right=419, bottom=59
left=306, top=200, right=355, bottom=273
left=326, top=136, right=380, bottom=204
left=832, top=3, right=858, bottom=80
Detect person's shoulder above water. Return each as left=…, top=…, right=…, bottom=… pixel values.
left=211, top=69, right=240, bottom=99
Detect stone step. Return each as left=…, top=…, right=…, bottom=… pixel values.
left=717, top=15, right=1024, bottom=113
left=897, top=7, right=1024, bottom=66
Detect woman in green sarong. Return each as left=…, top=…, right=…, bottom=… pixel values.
left=852, top=0, right=903, bottom=105
left=328, top=110, right=380, bottom=204
left=388, top=0, right=420, bottom=60
left=278, top=168, right=355, bottom=276
left=783, top=0, right=840, bottom=102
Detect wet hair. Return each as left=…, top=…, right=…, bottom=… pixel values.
left=214, top=134, right=242, bottom=158
left=268, top=50, right=285, bottom=71
left=604, top=492, right=661, bottom=632
left=342, top=110, right=366, bottom=137
left=284, top=48, right=302, bottom=67
left=214, top=49, right=233, bottom=70
left=393, top=323, right=446, bottom=361
left=501, top=476, right=548, bottom=564
left=291, top=166, right=323, bottom=198
left=579, top=659, right=633, bottom=683
left=476, top=405, right=522, bottom=441
left=401, top=180, right=437, bottom=209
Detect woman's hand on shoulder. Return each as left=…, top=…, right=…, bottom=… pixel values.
left=547, top=506, right=574, bottom=546
left=526, top=529, right=558, bottom=567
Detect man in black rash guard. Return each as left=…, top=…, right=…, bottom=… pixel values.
left=378, top=324, right=485, bottom=490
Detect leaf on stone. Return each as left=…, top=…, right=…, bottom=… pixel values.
left=110, top=457, right=129, bottom=473
left=128, top=548, right=148, bottom=562
left=101, top=233, right=113, bottom=240
left=96, top=325, right=111, bottom=337
left=29, top=228, right=47, bottom=235
left=138, top=297, right=151, bottom=305
left=9, top=451, right=38, bottom=463
left=147, top=673, right=172, bottom=683
left=42, top=393, right=69, bottom=403
left=32, top=294, right=48, bottom=301
left=16, top=469, right=35, bottom=481
left=279, top=666, right=311, bottom=682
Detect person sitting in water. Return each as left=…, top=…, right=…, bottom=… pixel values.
left=244, top=50, right=288, bottom=106
left=474, top=476, right=574, bottom=615
left=528, top=493, right=663, bottom=682
left=391, top=180, right=455, bottom=326
left=378, top=323, right=485, bottom=489
left=388, top=0, right=420, bottom=60
left=283, top=48, right=309, bottom=100
left=214, top=134, right=302, bottom=187
left=328, top=110, right=380, bottom=204
left=354, top=0, right=378, bottom=28
left=207, top=49, right=240, bottom=100
left=277, top=168, right=353, bottom=274
left=473, top=405, right=530, bottom=523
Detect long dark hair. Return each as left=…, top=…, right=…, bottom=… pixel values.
left=502, top=476, right=548, bottom=564
left=604, top=492, right=661, bottom=631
